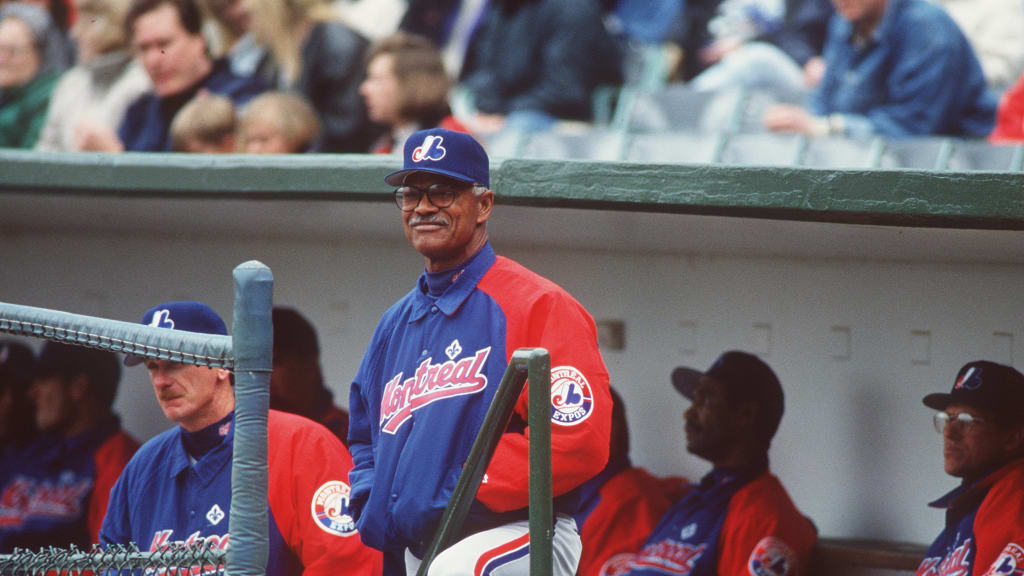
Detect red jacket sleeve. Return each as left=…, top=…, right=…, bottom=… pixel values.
left=578, top=468, right=688, bottom=576
left=88, top=431, right=140, bottom=544
left=475, top=259, right=612, bottom=512
left=972, top=460, right=1024, bottom=576
left=991, top=73, right=1024, bottom=142
left=716, top=473, right=817, bottom=576
left=266, top=411, right=382, bottom=576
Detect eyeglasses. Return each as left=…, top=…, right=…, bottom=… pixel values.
left=933, top=411, right=988, bottom=434
left=393, top=183, right=463, bottom=211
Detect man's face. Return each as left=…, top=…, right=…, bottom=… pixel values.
left=29, top=376, right=71, bottom=432
left=360, top=54, right=400, bottom=126
left=940, top=402, right=1018, bottom=480
left=0, top=17, right=41, bottom=89
left=831, top=0, right=886, bottom=26
left=146, top=358, right=230, bottom=431
left=400, top=172, right=493, bottom=272
left=131, top=3, right=208, bottom=97
left=684, top=376, right=741, bottom=463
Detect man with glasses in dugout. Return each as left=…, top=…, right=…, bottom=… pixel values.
left=347, top=127, right=612, bottom=576
left=916, top=361, right=1024, bottom=575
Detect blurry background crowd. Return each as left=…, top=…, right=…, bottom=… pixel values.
left=1, top=0, right=1024, bottom=157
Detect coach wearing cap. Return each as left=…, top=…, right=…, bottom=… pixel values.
left=599, top=351, right=817, bottom=576
left=100, top=301, right=381, bottom=576
left=347, top=127, right=612, bottom=575
left=915, top=361, right=1024, bottom=575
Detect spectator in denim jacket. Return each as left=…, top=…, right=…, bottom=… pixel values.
left=762, top=0, right=996, bottom=139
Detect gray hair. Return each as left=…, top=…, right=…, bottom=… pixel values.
left=0, top=2, right=73, bottom=76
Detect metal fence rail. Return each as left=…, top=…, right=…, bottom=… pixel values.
left=0, top=262, right=272, bottom=576
left=0, top=541, right=226, bottom=576
left=416, top=348, right=553, bottom=576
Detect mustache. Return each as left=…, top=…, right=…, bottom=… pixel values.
left=409, top=215, right=448, bottom=226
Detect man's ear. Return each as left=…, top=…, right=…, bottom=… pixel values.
left=1004, top=424, right=1024, bottom=456
left=476, top=189, right=495, bottom=225
left=216, top=368, right=232, bottom=384
left=68, top=375, right=89, bottom=403
left=735, top=401, right=759, bottom=431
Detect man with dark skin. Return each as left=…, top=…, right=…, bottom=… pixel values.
left=601, top=351, right=817, bottom=576
left=916, top=361, right=1024, bottom=575
left=348, top=128, right=612, bottom=575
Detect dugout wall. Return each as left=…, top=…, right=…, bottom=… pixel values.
left=1, top=151, right=1022, bottom=551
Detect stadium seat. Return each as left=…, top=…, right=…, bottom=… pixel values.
left=800, top=137, right=886, bottom=169
left=878, top=137, right=954, bottom=170
left=615, top=84, right=746, bottom=134
left=946, top=140, right=1024, bottom=171
left=518, top=130, right=628, bottom=161
left=718, top=133, right=804, bottom=166
left=476, top=129, right=525, bottom=158
left=624, top=132, right=725, bottom=164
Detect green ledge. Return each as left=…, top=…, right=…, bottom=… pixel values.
left=2, top=151, right=1022, bottom=229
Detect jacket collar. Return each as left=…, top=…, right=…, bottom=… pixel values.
left=409, top=242, right=497, bottom=322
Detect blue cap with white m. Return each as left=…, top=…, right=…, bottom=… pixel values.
left=385, top=128, right=490, bottom=188
left=124, top=301, right=228, bottom=366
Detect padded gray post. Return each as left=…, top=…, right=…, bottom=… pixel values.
left=227, top=261, right=273, bottom=576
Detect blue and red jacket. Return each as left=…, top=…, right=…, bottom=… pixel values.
left=348, top=242, right=612, bottom=556
left=598, top=465, right=817, bottom=576
left=100, top=410, right=381, bottom=576
left=916, top=458, right=1024, bottom=576
left=0, top=416, right=138, bottom=553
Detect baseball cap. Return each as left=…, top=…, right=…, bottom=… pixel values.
left=272, top=307, right=319, bottom=360
left=384, top=128, right=490, bottom=188
left=923, top=361, right=1024, bottom=424
left=671, top=350, right=785, bottom=436
left=124, top=301, right=229, bottom=366
left=0, top=340, right=34, bottom=386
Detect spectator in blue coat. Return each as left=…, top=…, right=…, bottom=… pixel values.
left=762, top=0, right=997, bottom=139
left=461, top=0, right=623, bottom=132
left=77, top=0, right=265, bottom=152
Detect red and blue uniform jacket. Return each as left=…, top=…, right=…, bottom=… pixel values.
left=99, top=410, right=381, bottom=576
left=348, top=242, right=612, bottom=557
left=916, top=458, right=1024, bottom=576
left=598, top=464, right=817, bottom=576
left=575, top=461, right=688, bottom=576
left=0, top=416, right=138, bottom=553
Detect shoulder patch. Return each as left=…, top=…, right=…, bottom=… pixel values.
left=984, top=543, right=1024, bottom=575
left=311, top=480, right=357, bottom=537
left=550, top=366, right=594, bottom=426
left=748, top=536, right=797, bottom=576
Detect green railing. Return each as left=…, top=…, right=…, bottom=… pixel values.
left=416, top=348, right=553, bottom=576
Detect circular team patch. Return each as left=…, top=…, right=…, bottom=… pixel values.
left=311, top=480, right=356, bottom=537
left=550, top=366, right=594, bottom=427
left=985, top=543, right=1024, bottom=575
left=748, top=537, right=796, bottom=576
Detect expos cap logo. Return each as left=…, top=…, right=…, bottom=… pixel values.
left=984, top=543, right=1024, bottom=575
left=955, top=366, right=982, bottom=390
left=311, top=480, right=357, bottom=537
left=148, top=310, right=175, bottom=329
left=411, top=135, right=446, bottom=163
left=550, top=366, right=594, bottom=426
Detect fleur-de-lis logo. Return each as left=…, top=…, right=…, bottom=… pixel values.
left=445, top=339, right=463, bottom=360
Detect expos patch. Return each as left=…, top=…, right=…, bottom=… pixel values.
left=985, top=543, right=1024, bottom=576
left=550, top=366, right=594, bottom=426
left=311, top=480, right=357, bottom=537
left=748, top=536, right=796, bottom=576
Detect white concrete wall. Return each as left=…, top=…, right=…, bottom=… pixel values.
left=2, top=208, right=1022, bottom=547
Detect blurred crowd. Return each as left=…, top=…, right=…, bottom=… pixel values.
left=1, top=0, right=1024, bottom=155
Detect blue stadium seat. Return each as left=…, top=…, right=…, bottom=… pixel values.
left=878, top=137, right=954, bottom=170
left=476, top=129, right=525, bottom=158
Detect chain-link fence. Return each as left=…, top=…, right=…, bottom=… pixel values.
left=0, top=541, right=226, bottom=576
